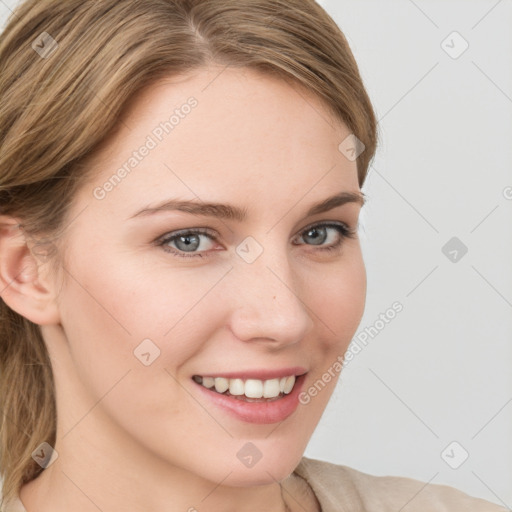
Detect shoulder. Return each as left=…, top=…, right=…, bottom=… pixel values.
left=293, top=457, right=508, bottom=511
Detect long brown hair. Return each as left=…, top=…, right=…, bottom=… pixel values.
left=0, top=0, right=378, bottom=506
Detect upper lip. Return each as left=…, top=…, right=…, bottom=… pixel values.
left=193, top=367, right=308, bottom=380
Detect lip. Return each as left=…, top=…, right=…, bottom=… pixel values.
left=192, top=372, right=307, bottom=424
left=196, top=367, right=307, bottom=380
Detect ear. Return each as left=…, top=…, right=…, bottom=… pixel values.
left=0, top=215, right=61, bottom=325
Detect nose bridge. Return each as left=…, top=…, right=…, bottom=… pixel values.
left=228, top=240, right=314, bottom=345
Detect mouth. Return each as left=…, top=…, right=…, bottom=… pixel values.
left=191, top=369, right=307, bottom=424
left=192, top=374, right=297, bottom=402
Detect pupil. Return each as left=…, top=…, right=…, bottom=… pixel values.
left=306, top=227, right=325, bottom=246
left=178, top=234, right=199, bottom=251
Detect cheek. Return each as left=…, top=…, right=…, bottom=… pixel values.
left=60, top=248, right=230, bottom=355
left=56, top=252, right=229, bottom=443
left=295, top=256, right=365, bottom=429
left=56, top=247, right=237, bottom=416
left=306, top=246, right=366, bottom=350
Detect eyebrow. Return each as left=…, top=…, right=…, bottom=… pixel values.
left=129, top=191, right=365, bottom=221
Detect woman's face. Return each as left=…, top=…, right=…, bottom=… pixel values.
left=45, top=66, right=366, bottom=486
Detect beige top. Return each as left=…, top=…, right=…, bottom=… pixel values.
left=293, top=457, right=507, bottom=511
left=2, top=456, right=507, bottom=511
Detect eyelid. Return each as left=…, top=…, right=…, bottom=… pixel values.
left=297, top=220, right=354, bottom=236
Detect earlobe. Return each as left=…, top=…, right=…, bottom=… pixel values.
left=0, top=215, right=61, bottom=326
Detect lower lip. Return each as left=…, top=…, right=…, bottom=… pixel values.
left=193, top=374, right=306, bottom=424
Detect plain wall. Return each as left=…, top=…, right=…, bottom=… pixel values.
left=1, top=0, right=511, bottom=507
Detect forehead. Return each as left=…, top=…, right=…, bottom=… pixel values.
left=74, top=66, right=359, bottom=220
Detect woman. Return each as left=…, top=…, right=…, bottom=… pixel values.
left=0, top=0, right=506, bottom=510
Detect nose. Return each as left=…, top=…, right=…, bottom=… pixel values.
left=227, top=248, right=314, bottom=348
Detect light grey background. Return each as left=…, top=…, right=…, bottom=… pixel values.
left=1, top=0, right=511, bottom=507
left=310, top=0, right=512, bottom=506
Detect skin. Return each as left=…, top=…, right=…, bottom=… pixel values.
left=0, top=65, right=367, bottom=511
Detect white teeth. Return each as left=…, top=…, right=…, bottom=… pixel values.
left=283, top=375, right=295, bottom=394
left=229, top=378, right=244, bottom=396
left=244, top=379, right=263, bottom=398
left=202, top=377, right=215, bottom=388
left=214, top=377, right=229, bottom=393
left=263, top=378, right=281, bottom=398
left=196, top=375, right=297, bottom=399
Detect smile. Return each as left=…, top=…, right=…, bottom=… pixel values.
left=192, top=375, right=296, bottom=401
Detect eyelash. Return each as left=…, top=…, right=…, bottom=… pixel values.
left=155, top=222, right=357, bottom=259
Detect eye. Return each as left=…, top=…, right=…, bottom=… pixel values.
left=293, top=222, right=356, bottom=254
left=157, top=228, right=218, bottom=258
left=155, top=222, right=356, bottom=259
